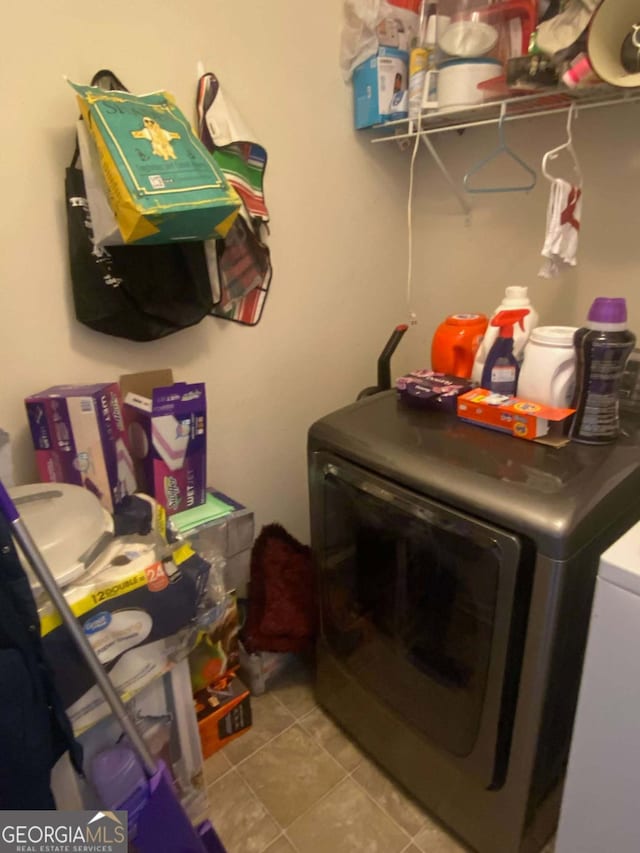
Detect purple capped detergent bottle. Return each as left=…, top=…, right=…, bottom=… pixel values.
left=569, top=297, right=636, bottom=444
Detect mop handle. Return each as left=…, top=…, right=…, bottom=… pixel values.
left=0, top=479, right=157, bottom=777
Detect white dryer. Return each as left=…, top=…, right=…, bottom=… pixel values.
left=556, top=517, right=640, bottom=853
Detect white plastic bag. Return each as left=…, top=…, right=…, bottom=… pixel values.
left=536, top=0, right=598, bottom=56
left=340, top=0, right=419, bottom=82
left=76, top=120, right=124, bottom=247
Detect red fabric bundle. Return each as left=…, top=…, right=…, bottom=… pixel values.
left=243, top=524, right=316, bottom=653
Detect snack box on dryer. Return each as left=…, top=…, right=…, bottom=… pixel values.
left=396, top=370, right=474, bottom=412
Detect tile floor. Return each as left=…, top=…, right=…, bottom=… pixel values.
left=204, top=666, right=556, bottom=853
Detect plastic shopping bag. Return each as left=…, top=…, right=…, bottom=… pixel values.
left=340, top=0, right=420, bottom=81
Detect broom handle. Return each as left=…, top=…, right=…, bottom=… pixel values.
left=0, top=480, right=156, bottom=777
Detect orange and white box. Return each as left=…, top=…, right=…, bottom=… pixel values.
left=457, top=389, right=575, bottom=441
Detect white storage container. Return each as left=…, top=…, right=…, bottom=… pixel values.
left=437, top=57, right=502, bottom=108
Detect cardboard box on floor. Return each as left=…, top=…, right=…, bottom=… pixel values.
left=194, top=674, right=252, bottom=759
left=120, top=370, right=207, bottom=516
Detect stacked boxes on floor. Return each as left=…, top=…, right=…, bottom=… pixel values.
left=23, top=372, right=256, bottom=762
left=170, top=490, right=256, bottom=758
left=24, top=370, right=208, bottom=520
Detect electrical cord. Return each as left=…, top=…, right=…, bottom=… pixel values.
left=406, top=67, right=430, bottom=328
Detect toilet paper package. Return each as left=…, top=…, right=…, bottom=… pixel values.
left=120, top=370, right=207, bottom=516
left=25, top=383, right=136, bottom=513
left=39, top=535, right=210, bottom=732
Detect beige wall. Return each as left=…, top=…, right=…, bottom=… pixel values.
left=2, top=2, right=638, bottom=540
left=403, top=105, right=640, bottom=368
left=0, top=0, right=410, bottom=540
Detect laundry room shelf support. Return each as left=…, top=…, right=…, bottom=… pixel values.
left=372, top=85, right=640, bottom=217
left=420, top=133, right=472, bottom=218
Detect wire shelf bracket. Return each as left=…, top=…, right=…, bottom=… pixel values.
left=373, top=85, right=640, bottom=217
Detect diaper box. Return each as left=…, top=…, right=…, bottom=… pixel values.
left=120, top=370, right=207, bottom=516
left=25, top=383, right=135, bottom=512
left=353, top=47, right=409, bottom=129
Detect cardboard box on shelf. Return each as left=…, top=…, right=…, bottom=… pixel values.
left=353, top=47, right=409, bottom=129
left=457, top=389, right=575, bottom=445
left=194, top=674, right=252, bottom=759
left=120, top=370, right=207, bottom=516
left=24, top=383, right=135, bottom=512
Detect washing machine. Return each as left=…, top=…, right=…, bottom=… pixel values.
left=308, top=391, right=640, bottom=852
left=556, top=518, right=640, bottom=853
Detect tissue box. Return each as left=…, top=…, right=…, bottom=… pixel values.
left=25, top=383, right=135, bottom=512
left=121, top=370, right=207, bottom=516
left=457, top=389, right=575, bottom=443
left=353, top=47, right=408, bottom=129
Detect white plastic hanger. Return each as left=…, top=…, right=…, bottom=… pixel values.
left=464, top=103, right=537, bottom=194
left=542, top=103, right=583, bottom=187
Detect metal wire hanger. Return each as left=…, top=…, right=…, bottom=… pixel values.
left=542, top=103, right=583, bottom=187
left=463, top=102, right=537, bottom=194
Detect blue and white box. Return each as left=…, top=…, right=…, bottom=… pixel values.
left=353, top=47, right=409, bottom=130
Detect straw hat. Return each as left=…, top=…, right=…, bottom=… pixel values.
left=589, top=0, right=640, bottom=87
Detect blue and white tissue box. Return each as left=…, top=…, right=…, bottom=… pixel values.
left=353, top=47, right=409, bottom=129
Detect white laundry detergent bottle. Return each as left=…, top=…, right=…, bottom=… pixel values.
left=517, top=326, right=578, bottom=407
left=472, top=286, right=539, bottom=386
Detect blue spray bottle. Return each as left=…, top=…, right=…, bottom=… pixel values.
left=481, top=308, right=530, bottom=395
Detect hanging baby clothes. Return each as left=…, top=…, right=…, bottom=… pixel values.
left=539, top=178, right=582, bottom=279
left=196, top=72, right=272, bottom=326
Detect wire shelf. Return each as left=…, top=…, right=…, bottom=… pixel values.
left=371, top=85, right=640, bottom=143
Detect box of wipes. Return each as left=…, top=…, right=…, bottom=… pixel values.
left=121, top=370, right=207, bottom=516
left=25, top=383, right=136, bottom=513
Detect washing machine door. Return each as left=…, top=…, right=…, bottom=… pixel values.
left=311, top=451, right=527, bottom=788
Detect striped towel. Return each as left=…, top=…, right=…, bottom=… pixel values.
left=196, top=73, right=269, bottom=223
left=196, top=72, right=272, bottom=326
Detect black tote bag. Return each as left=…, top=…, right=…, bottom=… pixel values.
left=65, top=70, right=214, bottom=342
